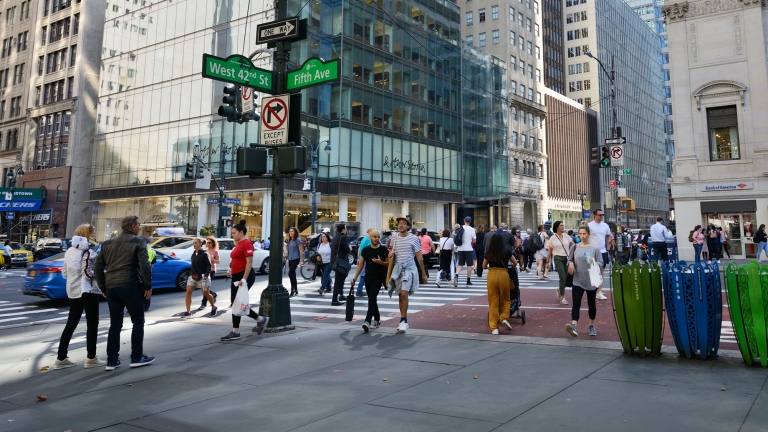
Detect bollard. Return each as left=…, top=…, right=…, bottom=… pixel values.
left=662, top=261, right=722, bottom=360
left=611, top=261, right=664, bottom=356
left=725, top=261, right=768, bottom=366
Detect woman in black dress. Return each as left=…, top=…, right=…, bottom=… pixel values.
left=475, top=224, right=486, bottom=277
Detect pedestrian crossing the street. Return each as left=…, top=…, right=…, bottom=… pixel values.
left=0, top=300, right=63, bottom=328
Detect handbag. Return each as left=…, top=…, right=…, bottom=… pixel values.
left=191, top=274, right=201, bottom=281
left=345, top=285, right=355, bottom=321
left=334, top=257, right=351, bottom=278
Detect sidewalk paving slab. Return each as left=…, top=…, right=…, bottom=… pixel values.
left=740, top=381, right=768, bottom=432
left=370, top=344, right=621, bottom=424
left=374, top=336, right=517, bottom=366
left=127, top=355, right=459, bottom=432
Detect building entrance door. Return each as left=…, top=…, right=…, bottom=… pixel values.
left=743, top=212, right=757, bottom=259
left=704, top=212, right=757, bottom=259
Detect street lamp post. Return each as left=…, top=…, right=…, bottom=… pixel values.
left=585, top=50, right=622, bottom=249
left=6, top=166, right=24, bottom=242
left=301, top=137, right=331, bottom=235
left=577, top=189, right=587, bottom=226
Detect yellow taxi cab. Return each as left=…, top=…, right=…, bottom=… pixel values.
left=148, top=236, right=194, bottom=249
left=1, top=242, right=34, bottom=268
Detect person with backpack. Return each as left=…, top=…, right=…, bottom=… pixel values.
left=453, top=216, right=477, bottom=286
left=533, top=225, right=549, bottom=280
left=756, top=224, right=768, bottom=262
left=435, top=229, right=455, bottom=287
left=706, top=224, right=721, bottom=263
left=690, top=225, right=704, bottom=262
left=719, top=227, right=732, bottom=260
left=522, top=229, right=535, bottom=273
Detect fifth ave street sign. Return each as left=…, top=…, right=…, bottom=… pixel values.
left=256, top=18, right=299, bottom=44
left=287, top=57, right=340, bottom=91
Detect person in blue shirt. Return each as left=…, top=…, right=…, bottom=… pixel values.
left=356, top=228, right=373, bottom=297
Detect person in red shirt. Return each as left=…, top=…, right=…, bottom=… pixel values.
left=220, top=220, right=268, bottom=341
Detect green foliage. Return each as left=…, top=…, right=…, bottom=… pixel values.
left=388, top=217, right=397, bottom=230
left=199, top=224, right=216, bottom=237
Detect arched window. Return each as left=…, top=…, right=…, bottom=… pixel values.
left=55, top=185, right=62, bottom=202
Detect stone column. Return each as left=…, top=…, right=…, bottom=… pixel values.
left=360, top=198, right=382, bottom=232
left=401, top=200, right=409, bottom=218
left=261, top=190, right=271, bottom=241
left=339, top=196, right=349, bottom=221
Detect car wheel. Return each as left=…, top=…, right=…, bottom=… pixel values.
left=348, top=254, right=355, bottom=266
left=176, top=269, right=191, bottom=291
left=260, top=258, right=269, bottom=275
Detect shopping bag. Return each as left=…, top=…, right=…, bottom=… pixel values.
left=345, top=286, right=355, bottom=321
left=588, top=261, right=603, bottom=289
left=232, top=282, right=251, bottom=317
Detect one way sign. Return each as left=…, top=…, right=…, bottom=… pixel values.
left=256, top=18, right=299, bottom=44
left=260, top=95, right=290, bottom=145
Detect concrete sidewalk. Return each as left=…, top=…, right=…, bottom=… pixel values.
left=0, top=317, right=766, bottom=432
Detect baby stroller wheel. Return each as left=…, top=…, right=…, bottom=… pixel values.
left=521, top=310, right=526, bottom=324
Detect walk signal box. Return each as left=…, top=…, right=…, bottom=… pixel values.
left=620, top=198, right=636, bottom=212
left=236, top=147, right=268, bottom=177
left=277, top=146, right=307, bottom=174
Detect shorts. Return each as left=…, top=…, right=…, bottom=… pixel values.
left=187, top=276, right=210, bottom=290
left=457, top=251, right=475, bottom=266
left=601, top=252, right=610, bottom=269
left=535, top=249, right=548, bottom=261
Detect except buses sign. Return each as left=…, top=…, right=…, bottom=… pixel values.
left=287, top=57, right=340, bottom=91
left=202, top=54, right=275, bottom=93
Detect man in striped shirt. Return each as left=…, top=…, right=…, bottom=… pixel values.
left=389, top=217, right=428, bottom=333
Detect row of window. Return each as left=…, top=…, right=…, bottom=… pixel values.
left=4, top=4, right=31, bottom=26
left=41, top=15, right=78, bottom=46
left=513, top=159, right=543, bottom=178
left=565, top=0, right=588, bottom=7
left=34, top=142, right=69, bottom=170
left=509, top=81, right=543, bottom=104
left=43, top=0, right=75, bottom=17
left=2, top=129, right=18, bottom=151
left=510, top=57, right=541, bottom=81
left=37, top=78, right=74, bottom=105
left=0, top=97, right=22, bottom=119
left=40, top=47, right=74, bottom=74
left=37, top=111, right=71, bottom=140
left=568, top=79, right=591, bottom=92
left=566, top=28, right=588, bottom=40
left=1, top=32, right=27, bottom=57
left=567, top=45, right=589, bottom=58
left=0, top=64, right=24, bottom=89
left=572, top=97, right=592, bottom=108
left=511, top=132, right=543, bottom=150
left=466, top=7, right=539, bottom=34
left=567, top=62, right=591, bottom=75
left=510, top=109, right=543, bottom=128
left=566, top=11, right=587, bottom=24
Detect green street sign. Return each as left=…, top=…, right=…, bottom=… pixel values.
left=202, top=54, right=275, bottom=93
left=0, top=188, right=44, bottom=199
left=287, top=57, right=339, bottom=91
left=622, top=169, right=633, bottom=175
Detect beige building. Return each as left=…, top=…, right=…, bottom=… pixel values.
left=460, top=0, right=548, bottom=229
left=0, top=0, right=37, bottom=185
left=665, top=0, right=768, bottom=260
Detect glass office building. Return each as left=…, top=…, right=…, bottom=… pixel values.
left=90, top=0, right=508, bottom=239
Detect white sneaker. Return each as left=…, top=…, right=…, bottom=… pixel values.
left=597, top=292, right=608, bottom=300
left=560, top=298, right=569, bottom=305
left=396, top=321, right=409, bottom=333
left=83, top=356, right=107, bottom=369
left=54, top=358, right=76, bottom=370
left=371, top=320, right=381, bottom=329
left=501, top=319, right=512, bottom=331
left=492, top=329, right=499, bottom=335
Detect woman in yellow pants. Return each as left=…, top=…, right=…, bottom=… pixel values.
left=483, top=233, right=512, bottom=334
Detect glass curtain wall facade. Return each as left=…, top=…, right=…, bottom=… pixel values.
left=542, top=0, right=564, bottom=94
left=594, top=0, right=667, bottom=226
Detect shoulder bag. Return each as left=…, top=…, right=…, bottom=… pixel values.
left=331, top=238, right=352, bottom=278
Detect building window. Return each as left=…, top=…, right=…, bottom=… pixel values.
left=535, top=69, right=541, bottom=82
left=69, top=45, right=77, bottom=66
left=41, top=26, right=47, bottom=45
left=63, top=111, right=71, bottom=135
left=9, top=97, right=20, bottom=117
left=60, top=144, right=68, bottom=166
left=479, top=32, right=486, bottom=47
left=12, top=64, right=23, bottom=85
left=510, top=56, right=516, bottom=71
left=583, top=62, right=590, bottom=72
left=662, top=86, right=671, bottom=98
left=536, top=92, right=542, bottom=104
left=56, top=185, right=62, bottom=202
left=491, top=5, right=498, bottom=19
left=528, top=88, right=533, bottom=100
left=520, top=60, right=525, bottom=75
left=527, top=41, right=533, bottom=54
left=520, top=84, right=525, bottom=97
left=510, top=80, right=517, bottom=94
left=583, top=79, right=590, bottom=90
left=664, top=104, right=673, bottom=115
left=584, top=97, right=592, bottom=108
left=479, top=8, right=486, bottom=22
left=526, top=18, right=532, bottom=32
left=521, top=110, right=526, bottom=123
left=535, top=23, right=540, bottom=37
left=518, top=36, right=524, bottom=50
left=67, top=77, right=74, bottom=98
left=534, top=1, right=539, bottom=14
left=509, top=6, right=515, bottom=20
left=492, top=30, right=499, bottom=44
left=73, top=14, right=79, bottom=35
left=512, top=131, right=519, bottom=146
left=522, top=134, right=528, bottom=148
left=511, top=107, right=517, bottom=121
left=514, top=159, right=519, bottom=174
left=518, top=12, right=523, bottom=27
left=510, top=31, right=516, bottom=45
left=708, top=106, right=740, bottom=161
left=466, top=11, right=473, bottom=26
left=466, top=35, right=473, bottom=45
left=538, top=139, right=543, bottom=151
left=528, top=65, right=533, bottom=79
left=17, top=31, right=28, bottom=52
left=35, top=86, right=41, bottom=106
left=536, top=46, right=540, bottom=59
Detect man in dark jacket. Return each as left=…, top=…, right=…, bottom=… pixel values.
left=330, top=223, right=350, bottom=306
left=95, top=215, right=154, bottom=370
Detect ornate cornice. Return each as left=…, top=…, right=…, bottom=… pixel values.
left=692, top=80, right=747, bottom=110
left=663, top=0, right=765, bottom=23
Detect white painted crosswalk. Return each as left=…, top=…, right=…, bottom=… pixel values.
left=0, top=300, right=62, bottom=328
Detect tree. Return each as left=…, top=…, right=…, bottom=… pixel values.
left=199, top=224, right=216, bottom=237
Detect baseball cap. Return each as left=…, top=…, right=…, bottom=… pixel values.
left=322, top=228, right=330, bottom=233
left=526, top=229, right=533, bottom=234
left=464, top=216, right=472, bottom=222
left=544, top=221, right=552, bottom=226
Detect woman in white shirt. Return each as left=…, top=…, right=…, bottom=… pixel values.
left=548, top=221, right=573, bottom=305
left=316, top=232, right=333, bottom=295
left=436, top=229, right=455, bottom=287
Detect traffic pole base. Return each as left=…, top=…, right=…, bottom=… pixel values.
left=262, top=324, right=296, bottom=333
left=258, top=284, right=293, bottom=329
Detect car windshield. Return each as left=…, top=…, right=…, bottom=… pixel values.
left=10, top=243, right=24, bottom=250
left=172, top=240, right=195, bottom=249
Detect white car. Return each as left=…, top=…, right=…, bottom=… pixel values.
left=158, top=238, right=270, bottom=276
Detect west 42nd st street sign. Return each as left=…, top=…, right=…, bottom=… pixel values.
left=202, top=54, right=275, bottom=93
left=287, top=57, right=340, bottom=91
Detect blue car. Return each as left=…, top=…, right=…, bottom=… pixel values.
left=22, top=250, right=192, bottom=299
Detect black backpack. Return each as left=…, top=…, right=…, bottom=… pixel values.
left=530, top=233, right=544, bottom=251
left=454, top=226, right=465, bottom=246
left=522, top=237, right=531, bottom=253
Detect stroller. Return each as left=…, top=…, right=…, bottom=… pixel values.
left=486, top=261, right=526, bottom=324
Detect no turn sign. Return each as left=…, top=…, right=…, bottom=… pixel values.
left=241, top=87, right=254, bottom=113
left=260, top=94, right=290, bottom=145
left=610, top=144, right=624, bottom=167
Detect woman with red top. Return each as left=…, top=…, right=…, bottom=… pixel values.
left=418, top=228, right=434, bottom=278
left=221, top=220, right=269, bottom=341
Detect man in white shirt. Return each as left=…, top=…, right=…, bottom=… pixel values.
left=649, top=217, right=669, bottom=261
left=453, top=216, right=477, bottom=286
left=587, top=209, right=611, bottom=300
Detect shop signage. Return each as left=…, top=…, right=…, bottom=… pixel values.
left=583, top=210, right=591, bottom=218
left=0, top=188, right=43, bottom=212
left=383, top=156, right=426, bottom=173
left=583, top=200, right=590, bottom=211
left=30, top=209, right=52, bottom=225
left=701, top=182, right=753, bottom=192
left=287, top=57, right=340, bottom=91
left=0, top=201, right=42, bottom=211
left=201, top=54, right=275, bottom=93
left=0, top=188, right=44, bottom=199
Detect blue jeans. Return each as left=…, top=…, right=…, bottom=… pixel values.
left=106, top=286, right=146, bottom=363
left=320, top=263, right=332, bottom=290
left=758, top=242, right=768, bottom=260
left=358, top=275, right=366, bottom=294
left=693, top=244, right=702, bottom=262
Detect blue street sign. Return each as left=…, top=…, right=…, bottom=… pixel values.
left=583, top=210, right=591, bottom=218
left=206, top=198, right=220, bottom=204
left=207, top=198, right=242, bottom=205
left=6, top=212, right=14, bottom=220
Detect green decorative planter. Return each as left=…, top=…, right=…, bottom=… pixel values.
left=725, top=261, right=768, bottom=367
left=611, top=261, right=664, bottom=356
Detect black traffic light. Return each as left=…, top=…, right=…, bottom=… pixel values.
left=195, top=162, right=205, bottom=179
left=184, top=162, right=195, bottom=179
left=218, top=85, right=240, bottom=122
left=600, top=145, right=611, bottom=167
left=590, top=146, right=601, bottom=166
left=277, top=146, right=307, bottom=174
left=236, top=147, right=268, bottom=177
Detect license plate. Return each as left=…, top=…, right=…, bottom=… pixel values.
left=29, top=270, right=36, bottom=277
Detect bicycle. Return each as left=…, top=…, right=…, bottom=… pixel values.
left=300, top=250, right=320, bottom=280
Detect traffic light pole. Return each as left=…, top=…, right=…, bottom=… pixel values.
left=259, top=0, right=295, bottom=332
left=217, top=143, right=228, bottom=238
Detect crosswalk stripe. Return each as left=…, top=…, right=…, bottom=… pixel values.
left=292, top=299, right=446, bottom=307
left=288, top=303, right=420, bottom=313
left=0, top=317, right=27, bottom=323
left=0, top=306, right=38, bottom=312
left=290, top=311, right=394, bottom=321
left=0, top=309, right=58, bottom=317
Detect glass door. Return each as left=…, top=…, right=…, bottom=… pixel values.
left=721, top=214, right=742, bottom=257
left=743, top=212, right=757, bottom=259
